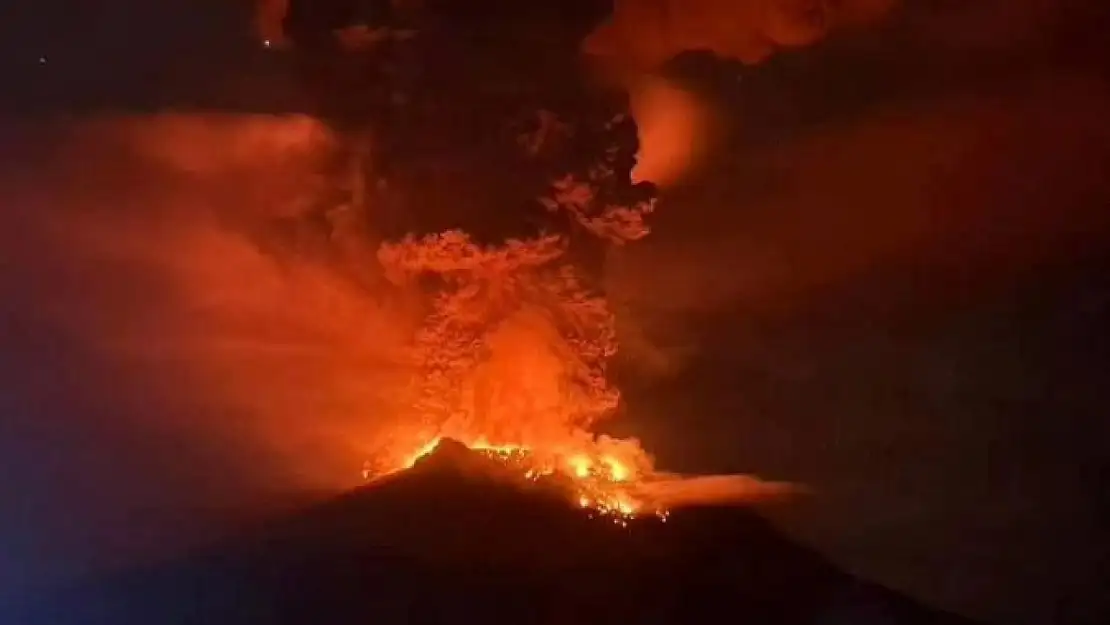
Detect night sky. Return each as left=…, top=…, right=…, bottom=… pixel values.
left=1, top=2, right=1109, bottom=625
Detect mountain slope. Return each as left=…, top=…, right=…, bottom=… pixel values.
left=8, top=441, right=981, bottom=625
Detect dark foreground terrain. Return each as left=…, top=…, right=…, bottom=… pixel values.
left=6, top=441, right=981, bottom=625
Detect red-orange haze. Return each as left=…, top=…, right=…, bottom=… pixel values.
left=11, top=115, right=417, bottom=491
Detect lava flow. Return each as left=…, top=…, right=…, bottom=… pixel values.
left=397, top=436, right=665, bottom=521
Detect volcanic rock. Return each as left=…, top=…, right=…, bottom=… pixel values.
left=6, top=443, right=983, bottom=625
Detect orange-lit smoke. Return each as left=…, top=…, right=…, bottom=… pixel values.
left=12, top=114, right=417, bottom=492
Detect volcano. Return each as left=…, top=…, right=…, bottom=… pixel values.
left=9, top=440, right=981, bottom=625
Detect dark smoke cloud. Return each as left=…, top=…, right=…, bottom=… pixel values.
left=609, top=0, right=1110, bottom=372
left=602, top=2, right=1110, bottom=623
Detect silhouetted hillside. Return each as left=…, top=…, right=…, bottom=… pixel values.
left=7, top=440, right=982, bottom=625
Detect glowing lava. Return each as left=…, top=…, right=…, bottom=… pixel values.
left=376, top=436, right=666, bottom=522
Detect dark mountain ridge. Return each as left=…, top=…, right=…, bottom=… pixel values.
left=6, top=439, right=982, bottom=625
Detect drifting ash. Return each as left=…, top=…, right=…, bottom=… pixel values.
left=10, top=441, right=982, bottom=625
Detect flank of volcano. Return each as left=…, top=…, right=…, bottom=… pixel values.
left=6, top=440, right=982, bottom=625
